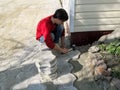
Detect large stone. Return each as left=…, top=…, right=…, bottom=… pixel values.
left=53, top=73, right=76, bottom=87
left=98, top=29, right=120, bottom=43
left=88, top=45, right=100, bottom=53
left=96, top=60, right=107, bottom=69
left=27, top=80, right=46, bottom=90
left=111, top=78, right=120, bottom=89
left=27, top=84, right=46, bottom=90
left=95, top=65, right=110, bottom=78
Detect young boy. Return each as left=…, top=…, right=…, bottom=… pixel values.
left=36, top=8, right=69, bottom=54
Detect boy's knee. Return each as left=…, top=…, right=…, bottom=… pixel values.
left=51, top=33, right=55, bottom=40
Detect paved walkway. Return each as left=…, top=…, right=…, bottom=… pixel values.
left=0, top=0, right=81, bottom=90
left=1, top=1, right=120, bottom=90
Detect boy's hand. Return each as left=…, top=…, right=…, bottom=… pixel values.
left=54, top=44, right=68, bottom=54
left=60, top=48, right=68, bottom=54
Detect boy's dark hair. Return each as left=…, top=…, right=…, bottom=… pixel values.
left=53, top=8, right=68, bottom=21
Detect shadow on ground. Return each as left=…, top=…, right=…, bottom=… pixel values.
left=0, top=63, right=38, bottom=90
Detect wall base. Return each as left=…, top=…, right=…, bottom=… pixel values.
left=71, top=30, right=113, bottom=46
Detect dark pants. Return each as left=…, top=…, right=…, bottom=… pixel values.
left=39, top=25, right=64, bottom=43
left=51, top=25, right=64, bottom=43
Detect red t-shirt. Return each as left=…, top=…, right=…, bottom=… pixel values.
left=36, top=15, right=64, bottom=49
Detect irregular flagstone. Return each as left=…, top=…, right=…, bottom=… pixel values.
left=56, top=55, right=73, bottom=75
left=0, top=62, right=11, bottom=72
left=0, top=0, right=81, bottom=90
left=58, top=86, right=77, bottom=90
left=34, top=49, right=80, bottom=90
left=111, top=78, right=120, bottom=89
left=68, top=50, right=81, bottom=60
left=27, top=84, right=46, bottom=90
left=53, top=73, right=76, bottom=86
left=12, top=74, right=43, bottom=90
left=0, top=73, right=6, bottom=82
left=12, top=79, right=29, bottom=90
left=52, top=50, right=80, bottom=89
left=27, top=76, right=46, bottom=90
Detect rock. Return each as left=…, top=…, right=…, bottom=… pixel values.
left=94, top=53, right=103, bottom=60
left=104, top=76, right=112, bottom=82
left=92, top=41, right=101, bottom=45
left=96, top=60, right=107, bottom=69
left=67, top=50, right=81, bottom=61
left=53, top=73, right=76, bottom=87
left=88, top=52, right=96, bottom=60
left=107, top=68, right=112, bottom=72
left=96, top=60, right=104, bottom=65
left=98, top=35, right=107, bottom=43
left=95, top=66, right=110, bottom=76
left=111, top=78, right=120, bottom=89
left=88, top=45, right=100, bottom=53
left=91, top=59, right=98, bottom=68
left=108, top=86, right=117, bottom=90
left=88, top=52, right=102, bottom=60
left=98, top=29, right=120, bottom=43
left=27, top=84, right=45, bottom=90
left=71, top=50, right=81, bottom=60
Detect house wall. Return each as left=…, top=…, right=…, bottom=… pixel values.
left=61, top=0, right=120, bottom=46
left=74, top=0, right=120, bottom=32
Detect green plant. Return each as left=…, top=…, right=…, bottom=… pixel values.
left=99, top=40, right=120, bottom=56
left=106, top=45, right=116, bottom=54
left=115, top=46, right=120, bottom=55
left=99, top=44, right=106, bottom=51
left=98, top=40, right=120, bottom=79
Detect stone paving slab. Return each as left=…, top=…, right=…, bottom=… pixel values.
left=0, top=0, right=62, bottom=90
left=0, top=34, right=80, bottom=90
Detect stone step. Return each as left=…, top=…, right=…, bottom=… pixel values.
left=40, top=65, right=57, bottom=75
left=38, top=59, right=57, bottom=68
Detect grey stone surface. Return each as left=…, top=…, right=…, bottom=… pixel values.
left=1, top=0, right=119, bottom=90
left=0, top=0, right=61, bottom=90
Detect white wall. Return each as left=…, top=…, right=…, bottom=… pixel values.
left=74, top=0, right=120, bottom=32
left=62, top=0, right=120, bottom=32
left=61, top=0, right=75, bottom=32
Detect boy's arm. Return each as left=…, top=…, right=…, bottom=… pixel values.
left=53, top=44, right=68, bottom=54
left=45, top=33, right=68, bottom=54
left=61, top=36, right=65, bottom=48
